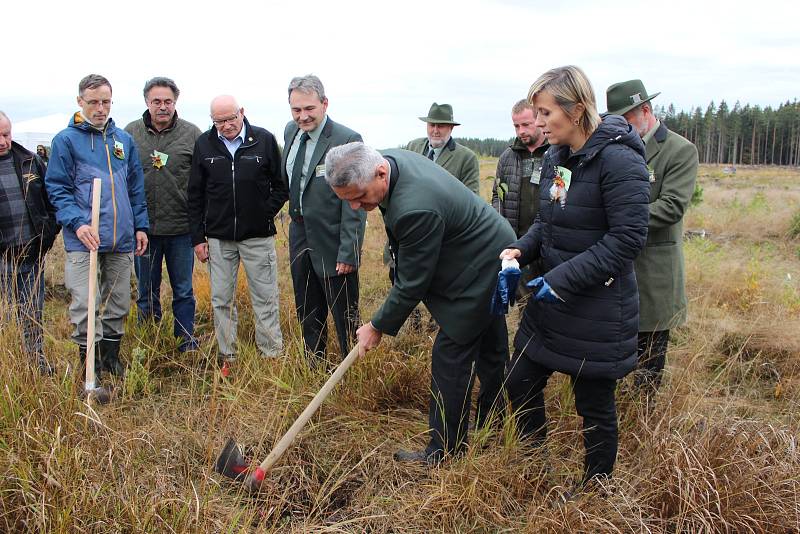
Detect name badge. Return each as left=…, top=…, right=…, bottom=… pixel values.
left=315, top=165, right=326, bottom=178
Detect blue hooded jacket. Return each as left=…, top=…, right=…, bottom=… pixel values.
left=45, top=113, right=148, bottom=253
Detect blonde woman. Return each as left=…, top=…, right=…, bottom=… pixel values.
left=500, top=66, right=650, bottom=487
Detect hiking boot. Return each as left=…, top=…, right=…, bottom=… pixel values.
left=393, top=449, right=443, bottom=466
left=99, top=336, right=125, bottom=377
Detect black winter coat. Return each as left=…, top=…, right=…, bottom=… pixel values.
left=510, top=115, right=650, bottom=379
left=187, top=118, right=288, bottom=246
left=3, top=142, right=60, bottom=264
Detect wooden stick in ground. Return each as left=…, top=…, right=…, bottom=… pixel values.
left=245, top=344, right=361, bottom=490
left=84, top=178, right=101, bottom=393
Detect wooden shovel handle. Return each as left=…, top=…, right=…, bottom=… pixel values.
left=254, top=344, right=361, bottom=476
left=84, top=179, right=101, bottom=390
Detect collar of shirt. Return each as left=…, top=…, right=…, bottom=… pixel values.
left=218, top=123, right=247, bottom=157
left=642, top=119, right=660, bottom=145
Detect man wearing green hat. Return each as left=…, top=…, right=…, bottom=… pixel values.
left=606, top=79, right=698, bottom=399
left=407, top=103, right=480, bottom=195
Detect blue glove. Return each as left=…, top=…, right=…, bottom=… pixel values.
left=490, top=265, right=522, bottom=315
left=526, top=276, right=561, bottom=303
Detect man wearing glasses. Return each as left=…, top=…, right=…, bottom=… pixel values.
left=125, top=77, right=202, bottom=353
left=187, top=95, right=288, bottom=364
left=45, top=74, right=149, bottom=379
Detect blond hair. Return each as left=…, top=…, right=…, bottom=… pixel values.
left=527, top=66, right=601, bottom=135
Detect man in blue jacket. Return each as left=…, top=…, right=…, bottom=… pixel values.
left=46, top=74, right=149, bottom=378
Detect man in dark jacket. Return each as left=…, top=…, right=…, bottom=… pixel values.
left=606, top=80, right=699, bottom=397
left=283, top=75, right=365, bottom=365
left=188, top=95, right=288, bottom=362
left=0, top=111, right=60, bottom=374
left=126, top=77, right=202, bottom=352
left=491, top=99, right=548, bottom=237
left=491, top=99, right=549, bottom=298
left=324, top=142, right=516, bottom=464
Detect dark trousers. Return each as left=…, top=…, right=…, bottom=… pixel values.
left=1, top=256, right=45, bottom=359
left=426, top=315, right=508, bottom=458
left=134, top=233, right=196, bottom=345
left=289, top=238, right=359, bottom=362
left=506, top=352, right=618, bottom=483
left=635, top=330, right=670, bottom=392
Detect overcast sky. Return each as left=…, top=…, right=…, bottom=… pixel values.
left=4, top=0, right=798, bottom=148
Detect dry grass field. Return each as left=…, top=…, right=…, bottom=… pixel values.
left=1, top=162, right=799, bottom=533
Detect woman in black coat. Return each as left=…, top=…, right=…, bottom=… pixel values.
left=500, top=65, right=650, bottom=486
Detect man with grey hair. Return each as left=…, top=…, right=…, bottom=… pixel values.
left=188, top=95, right=287, bottom=364
left=0, top=111, right=60, bottom=374
left=407, top=103, right=480, bottom=194
left=282, top=75, right=364, bottom=366
left=46, top=74, right=149, bottom=379
left=125, top=77, right=202, bottom=353
left=606, top=79, right=698, bottom=399
left=325, top=142, right=515, bottom=464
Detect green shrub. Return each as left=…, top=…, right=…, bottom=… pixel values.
left=690, top=181, right=704, bottom=207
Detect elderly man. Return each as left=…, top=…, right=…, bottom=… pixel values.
left=407, top=103, right=480, bottom=195
left=125, top=77, right=202, bottom=352
left=606, top=79, right=699, bottom=397
left=188, top=95, right=287, bottom=363
left=283, top=75, right=364, bottom=365
left=45, top=74, right=149, bottom=378
left=325, top=142, right=515, bottom=464
left=0, top=111, right=60, bottom=374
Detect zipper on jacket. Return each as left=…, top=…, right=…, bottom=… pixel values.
left=231, top=160, right=237, bottom=239
left=102, top=132, right=119, bottom=251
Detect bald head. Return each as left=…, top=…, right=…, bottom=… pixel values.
left=210, top=95, right=244, bottom=141
left=0, top=111, right=12, bottom=157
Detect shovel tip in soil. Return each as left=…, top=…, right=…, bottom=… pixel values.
left=245, top=468, right=266, bottom=492
left=84, top=386, right=113, bottom=404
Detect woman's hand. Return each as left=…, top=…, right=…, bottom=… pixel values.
left=499, top=248, right=521, bottom=260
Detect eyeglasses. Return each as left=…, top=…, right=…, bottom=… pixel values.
left=82, top=99, right=112, bottom=108
left=149, top=99, right=174, bottom=107
left=211, top=113, right=240, bottom=127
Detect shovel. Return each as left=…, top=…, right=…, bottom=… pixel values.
left=83, top=178, right=112, bottom=404
left=215, top=344, right=361, bottom=491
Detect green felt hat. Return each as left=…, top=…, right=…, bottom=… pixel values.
left=605, top=79, right=660, bottom=116
left=418, top=103, right=460, bottom=125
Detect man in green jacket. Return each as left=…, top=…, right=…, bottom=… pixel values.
left=406, top=103, right=480, bottom=195
left=126, top=77, right=202, bottom=352
left=283, top=75, right=365, bottom=366
left=606, top=79, right=699, bottom=397
left=324, top=142, right=515, bottom=464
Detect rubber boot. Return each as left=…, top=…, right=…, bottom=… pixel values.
left=99, top=336, right=125, bottom=377
left=78, top=344, right=102, bottom=380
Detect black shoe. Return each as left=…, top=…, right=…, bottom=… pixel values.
left=393, top=449, right=443, bottom=466
left=99, top=337, right=125, bottom=377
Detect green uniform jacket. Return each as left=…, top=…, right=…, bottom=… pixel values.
left=406, top=137, right=480, bottom=195
left=636, top=122, right=698, bottom=332
left=282, top=117, right=366, bottom=276
left=372, top=149, right=516, bottom=345
left=125, top=113, right=201, bottom=235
